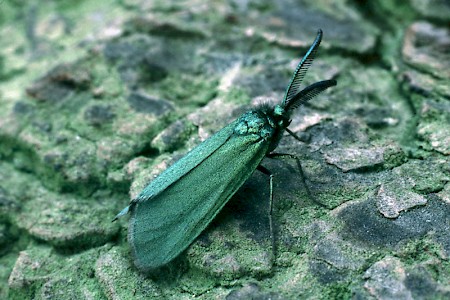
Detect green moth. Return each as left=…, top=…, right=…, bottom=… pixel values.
left=114, top=29, right=337, bottom=271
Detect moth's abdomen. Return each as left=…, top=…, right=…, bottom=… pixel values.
left=234, top=111, right=276, bottom=141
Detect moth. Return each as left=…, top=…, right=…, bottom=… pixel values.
left=114, top=29, right=337, bottom=271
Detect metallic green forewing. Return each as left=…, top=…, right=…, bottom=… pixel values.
left=129, top=113, right=273, bottom=270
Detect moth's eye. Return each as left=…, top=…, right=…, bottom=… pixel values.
left=273, top=105, right=285, bottom=117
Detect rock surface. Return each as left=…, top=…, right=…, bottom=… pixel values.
left=0, top=0, right=449, bottom=299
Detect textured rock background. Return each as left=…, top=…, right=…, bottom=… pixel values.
left=0, top=0, right=449, bottom=299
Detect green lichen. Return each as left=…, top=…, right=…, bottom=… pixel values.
left=321, top=282, right=352, bottom=300
left=156, top=74, right=219, bottom=109
left=8, top=243, right=111, bottom=300
left=1, top=0, right=449, bottom=298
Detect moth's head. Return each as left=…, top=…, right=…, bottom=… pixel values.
left=272, top=104, right=291, bottom=129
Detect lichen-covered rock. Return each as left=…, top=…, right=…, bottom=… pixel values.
left=338, top=193, right=450, bottom=255
left=247, top=0, right=379, bottom=54
left=312, top=233, right=368, bottom=271
left=403, top=22, right=450, bottom=80
left=0, top=0, right=449, bottom=299
left=376, top=181, right=427, bottom=219
left=417, top=100, right=450, bottom=155
left=15, top=192, right=120, bottom=248
left=364, top=256, right=413, bottom=300
left=322, top=143, right=405, bottom=172
left=95, top=247, right=162, bottom=299
left=364, top=256, right=450, bottom=300
left=226, top=283, right=282, bottom=300
left=437, top=182, right=450, bottom=204
left=410, top=0, right=450, bottom=22
left=187, top=218, right=273, bottom=281
left=8, top=244, right=110, bottom=300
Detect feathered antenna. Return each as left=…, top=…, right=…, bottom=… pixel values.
left=284, top=79, right=337, bottom=112
left=282, top=29, right=323, bottom=107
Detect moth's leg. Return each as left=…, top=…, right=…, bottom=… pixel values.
left=286, top=128, right=309, bottom=142
left=256, top=165, right=276, bottom=266
left=267, top=152, right=325, bottom=208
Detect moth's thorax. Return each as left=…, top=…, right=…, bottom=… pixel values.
left=234, top=105, right=290, bottom=152
left=234, top=110, right=276, bottom=140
